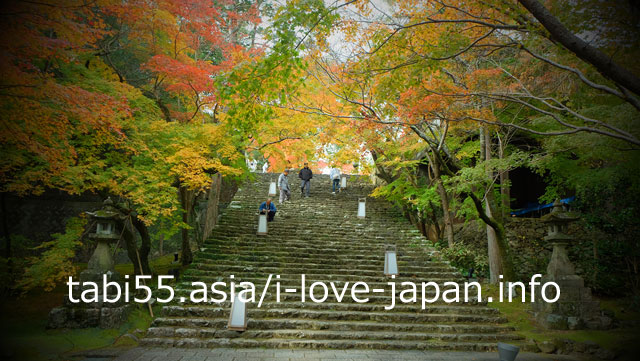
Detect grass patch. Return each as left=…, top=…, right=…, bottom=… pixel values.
left=483, top=284, right=640, bottom=357
left=1, top=254, right=177, bottom=361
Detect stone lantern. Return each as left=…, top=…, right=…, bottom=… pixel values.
left=82, top=197, right=121, bottom=283
left=47, top=197, right=130, bottom=329
left=357, top=198, right=366, bottom=219
left=533, top=200, right=611, bottom=330
left=384, top=245, right=398, bottom=277
left=268, top=179, right=277, bottom=197
left=257, top=212, right=268, bottom=235
left=542, top=199, right=579, bottom=279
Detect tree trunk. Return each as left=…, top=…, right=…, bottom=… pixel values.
left=428, top=201, right=443, bottom=241
left=201, top=173, right=222, bottom=242
left=485, top=200, right=503, bottom=283
left=179, top=186, right=194, bottom=266
left=482, top=127, right=501, bottom=282
left=371, top=151, right=395, bottom=184
left=427, top=153, right=455, bottom=247
left=498, top=134, right=511, bottom=220
left=480, top=126, right=513, bottom=283
left=469, top=192, right=515, bottom=282
left=500, top=170, right=510, bottom=220
left=418, top=209, right=427, bottom=238
left=121, top=220, right=140, bottom=276
left=120, top=217, right=152, bottom=276
left=593, top=237, right=598, bottom=287
left=131, top=216, right=152, bottom=275
left=1, top=193, right=11, bottom=272
left=436, top=180, right=455, bottom=247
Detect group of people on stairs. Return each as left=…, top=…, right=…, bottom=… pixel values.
left=258, top=163, right=343, bottom=222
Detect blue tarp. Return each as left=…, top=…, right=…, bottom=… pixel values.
left=510, top=196, right=575, bottom=217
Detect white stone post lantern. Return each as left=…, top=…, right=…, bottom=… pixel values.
left=357, top=198, right=366, bottom=219
left=384, top=245, right=399, bottom=276
left=341, top=176, right=347, bottom=189
left=268, top=179, right=277, bottom=197
left=257, top=213, right=268, bottom=235
left=228, top=291, right=248, bottom=331
left=84, top=197, right=121, bottom=280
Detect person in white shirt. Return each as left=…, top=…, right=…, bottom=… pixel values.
left=330, top=166, right=341, bottom=194
left=278, top=169, right=291, bottom=204
left=248, top=159, right=257, bottom=172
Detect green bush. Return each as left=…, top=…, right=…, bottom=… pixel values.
left=438, top=241, right=489, bottom=278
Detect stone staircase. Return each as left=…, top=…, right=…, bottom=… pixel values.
left=143, top=173, right=525, bottom=351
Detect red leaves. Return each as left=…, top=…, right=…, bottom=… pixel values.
left=145, top=55, right=218, bottom=92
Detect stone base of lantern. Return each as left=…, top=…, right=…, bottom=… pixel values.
left=48, top=301, right=130, bottom=329
left=533, top=273, right=612, bottom=330
left=47, top=271, right=130, bottom=329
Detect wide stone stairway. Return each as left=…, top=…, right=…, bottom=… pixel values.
left=143, top=173, right=525, bottom=351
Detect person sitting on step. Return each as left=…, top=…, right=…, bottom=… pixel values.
left=259, top=198, right=277, bottom=222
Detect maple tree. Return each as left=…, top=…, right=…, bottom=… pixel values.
left=275, top=0, right=639, bottom=283
left=1, top=0, right=259, bottom=287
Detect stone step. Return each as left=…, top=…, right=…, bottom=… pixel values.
left=201, top=241, right=433, bottom=253
left=203, top=239, right=432, bottom=251
left=145, top=327, right=524, bottom=343
left=151, top=317, right=513, bottom=333
left=213, top=217, right=414, bottom=226
left=209, top=223, right=418, bottom=232
left=161, top=306, right=507, bottom=323
left=208, top=229, right=422, bottom=239
left=208, top=233, right=417, bottom=240
left=182, top=269, right=463, bottom=281
left=194, top=250, right=430, bottom=263
left=140, top=337, right=519, bottom=351
left=145, top=174, right=522, bottom=351
left=178, top=274, right=468, bottom=288
left=155, top=301, right=497, bottom=314
left=170, top=290, right=484, bottom=306
left=187, top=264, right=456, bottom=276
left=213, top=211, right=411, bottom=220
left=198, top=246, right=434, bottom=257
left=189, top=259, right=453, bottom=273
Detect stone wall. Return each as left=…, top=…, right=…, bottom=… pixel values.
left=2, top=191, right=103, bottom=260
left=454, top=218, right=603, bottom=283
left=196, top=174, right=239, bottom=244
left=2, top=177, right=239, bottom=261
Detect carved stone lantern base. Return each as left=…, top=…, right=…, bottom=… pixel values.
left=533, top=273, right=611, bottom=330
left=47, top=290, right=130, bottom=329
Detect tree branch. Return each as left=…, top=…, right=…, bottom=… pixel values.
left=518, top=0, right=640, bottom=96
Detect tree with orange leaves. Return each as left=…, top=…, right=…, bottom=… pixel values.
left=0, top=0, right=260, bottom=289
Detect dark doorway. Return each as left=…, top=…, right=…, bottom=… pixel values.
left=509, top=167, right=548, bottom=212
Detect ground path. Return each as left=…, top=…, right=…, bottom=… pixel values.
left=107, top=347, right=584, bottom=361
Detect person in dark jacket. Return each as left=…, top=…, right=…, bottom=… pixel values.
left=259, top=198, right=277, bottom=222
left=298, top=163, right=313, bottom=197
